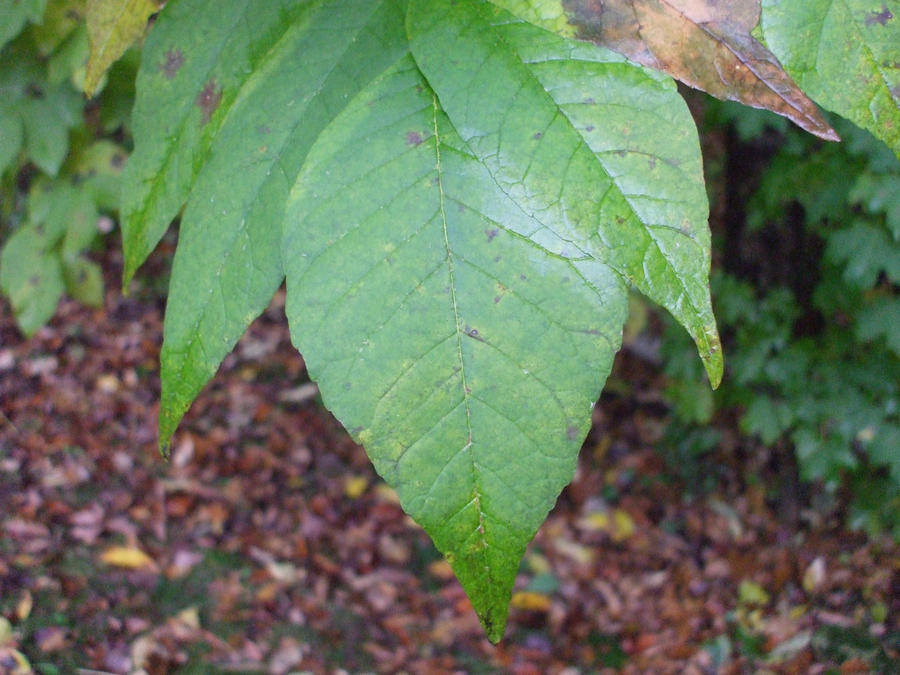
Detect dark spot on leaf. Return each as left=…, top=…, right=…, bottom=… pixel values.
left=29, top=275, right=40, bottom=287
left=648, top=157, right=657, bottom=169
left=533, top=132, right=543, bottom=140
left=585, top=125, right=595, bottom=132
left=615, top=149, right=627, bottom=157
left=865, top=5, right=893, bottom=26
left=196, top=79, right=222, bottom=124
left=465, top=327, right=484, bottom=342
left=25, top=83, right=44, bottom=99
left=584, top=97, right=595, bottom=104
left=616, top=216, right=625, bottom=224
left=485, top=229, right=498, bottom=242
left=493, top=256, right=501, bottom=263
left=160, top=48, right=184, bottom=79
left=344, top=382, right=352, bottom=391
left=457, top=203, right=466, bottom=212
left=494, top=296, right=501, bottom=304
left=520, top=274, right=527, bottom=281
left=566, top=425, right=580, bottom=441
left=431, top=177, right=440, bottom=186
left=407, top=131, right=424, bottom=146
left=257, top=125, right=271, bottom=135
left=111, top=153, right=125, bottom=169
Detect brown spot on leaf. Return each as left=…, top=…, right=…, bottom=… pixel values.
left=406, top=131, right=424, bottom=146
left=865, top=5, right=893, bottom=26
left=196, top=79, right=222, bottom=124
left=160, top=48, right=184, bottom=80
left=485, top=229, right=498, bottom=242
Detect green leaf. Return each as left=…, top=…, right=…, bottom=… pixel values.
left=124, top=0, right=413, bottom=447
left=84, top=0, right=158, bottom=97
left=283, top=0, right=716, bottom=640
left=0, top=226, right=64, bottom=336
left=19, top=82, right=82, bottom=176
left=284, top=52, right=627, bottom=643
left=0, top=0, right=46, bottom=51
left=408, top=0, right=722, bottom=387
left=760, top=0, right=900, bottom=158
left=0, top=106, right=24, bottom=175
left=62, top=256, right=104, bottom=306
left=856, top=297, right=900, bottom=356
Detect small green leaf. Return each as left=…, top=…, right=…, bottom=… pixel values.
left=761, top=0, right=900, bottom=158
left=19, top=83, right=82, bottom=176
left=0, top=0, right=46, bottom=51
left=62, top=256, right=104, bottom=307
left=84, top=0, right=158, bottom=97
left=0, top=107, right=24, bottom=175
left=856, top=297, right=900, bottom=356
left=0, top=226, right=64, bottom=336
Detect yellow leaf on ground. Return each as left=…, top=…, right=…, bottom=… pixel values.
left=510, top=591, right=552, bottom=612
left=344, top=475, right=369, bottom=499
left=100, top=545, right=156, bottom=570
left=84, top=0, right=159, bottom=97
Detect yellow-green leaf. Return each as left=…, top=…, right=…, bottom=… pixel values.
left=84, top=0, right=158, bottom=97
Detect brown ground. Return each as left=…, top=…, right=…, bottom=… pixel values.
left=1, top=241, right=898, bottom=674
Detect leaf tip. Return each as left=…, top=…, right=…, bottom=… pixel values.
left=478, top=604, right=509, bottom=645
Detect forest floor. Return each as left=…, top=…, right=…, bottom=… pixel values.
left=1, top=241, right=898, bottom=675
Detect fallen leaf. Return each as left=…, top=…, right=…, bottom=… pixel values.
left=100, top=545, right=157, bottom=570
left=803, top=557, right=826, bottom=594
left=15, top=591, right=32, bottom=622
left=510, top=591, right=552, bottom=612
left=344, top=475, right=369, bottom=499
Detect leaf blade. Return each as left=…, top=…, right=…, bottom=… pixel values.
left=150, top=0, right=412, bottom=448
left=284, top=54, right=628, bottom=641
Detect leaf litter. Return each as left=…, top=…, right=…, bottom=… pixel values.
left=0, top=242, right=898, bottom=672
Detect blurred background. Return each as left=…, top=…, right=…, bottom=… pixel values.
left=1, top=3, right=899, bottom=673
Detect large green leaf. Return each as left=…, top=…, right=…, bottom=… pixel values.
left=760, top=0, right=900, bottom=157
left=280, top=1, right=716, bottom=640
left=284, top=53, right=627, bottom=642
left=122, top=0, right=412, bottom=446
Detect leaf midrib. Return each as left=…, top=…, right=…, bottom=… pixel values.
left=430, top=90, right=490, bottom=555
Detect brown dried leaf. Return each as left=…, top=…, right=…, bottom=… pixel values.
left=562, top=0, right=839, bottom=140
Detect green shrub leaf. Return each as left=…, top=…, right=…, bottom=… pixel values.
left=760, top=0, right=900, bottom=158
